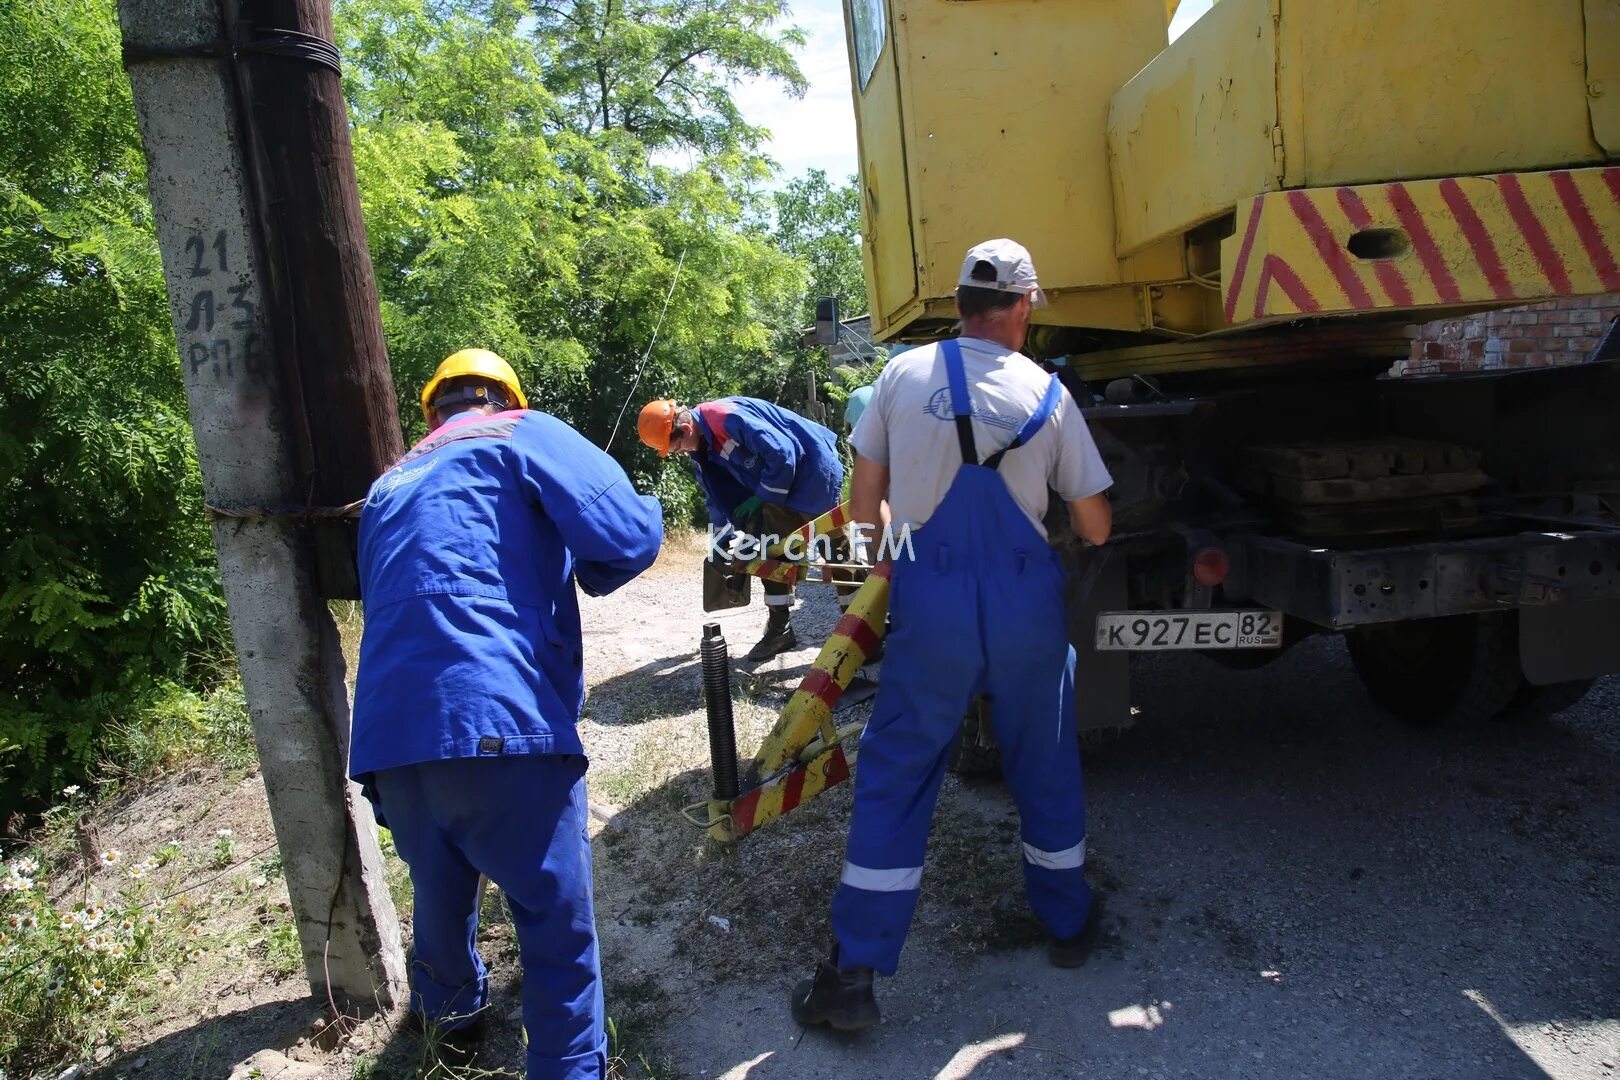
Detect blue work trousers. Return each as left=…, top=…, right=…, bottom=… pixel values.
left=369, top=755, right=605, bottom=1079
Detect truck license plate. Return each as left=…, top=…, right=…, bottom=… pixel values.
left=1095, top=610, right=1284, bottom=651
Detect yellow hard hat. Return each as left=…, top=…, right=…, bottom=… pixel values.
left=420, top=348, right=528, bottom=425
left=638, top=399, right=679, bottom=456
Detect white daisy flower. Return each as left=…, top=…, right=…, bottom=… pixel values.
left=62, top=785, right=82, bottom=797
left=98, top=850, right=121, bottom=868
left=214, top=828, right=234, bottom=839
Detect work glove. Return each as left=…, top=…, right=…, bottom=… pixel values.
left=731, top=495, right=765, bottom=532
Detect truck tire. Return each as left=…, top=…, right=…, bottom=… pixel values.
left=1510, top=678, right=1595, bottom=721
left=947, top=695, right=1002, bottom=777
left=1345, top=612, right=1525, bottom=726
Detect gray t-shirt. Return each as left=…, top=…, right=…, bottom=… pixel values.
left=850, top=337, right=1111, bottom=539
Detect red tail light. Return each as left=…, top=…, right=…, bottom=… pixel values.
left=1193, top=546, right=1230, bottom=587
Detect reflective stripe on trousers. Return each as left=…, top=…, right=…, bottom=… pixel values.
left=841, top=861, right=925, bottom=892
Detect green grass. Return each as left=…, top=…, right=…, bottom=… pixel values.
left=99, top=674, right=258, bottom=787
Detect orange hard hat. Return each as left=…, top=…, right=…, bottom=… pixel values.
left=638, top=399, right=679, bottom=456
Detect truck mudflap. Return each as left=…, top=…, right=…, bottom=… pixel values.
left=1226, top=528, right=1620, bottom=629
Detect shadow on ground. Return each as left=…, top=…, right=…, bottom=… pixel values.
left=594, top=633, right=1620, bottom=1079
left=584, top=652, right=821, bottom=728
left=88, top=998, right=326, bottom=1080
left=95, top=585, right=1619, bottom=1078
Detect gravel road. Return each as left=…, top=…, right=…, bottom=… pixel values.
left=581, top=555, right=1620, bottom=1080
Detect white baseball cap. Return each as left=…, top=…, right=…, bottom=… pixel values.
left=957, top=238, right=1047, bottom=308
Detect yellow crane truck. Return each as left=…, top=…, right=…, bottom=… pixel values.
left=835, top=0, right=1620, bottom=741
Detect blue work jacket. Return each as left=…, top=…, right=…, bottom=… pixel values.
left=689, top=398, right=843, bottom=526
left=349, top=410, right=663, bottom=780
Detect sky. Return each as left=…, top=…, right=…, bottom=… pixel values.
left=736, top=0, right=1216, bottom=187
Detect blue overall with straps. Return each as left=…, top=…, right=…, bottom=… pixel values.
left=832, top=338, right=1090, bottom=975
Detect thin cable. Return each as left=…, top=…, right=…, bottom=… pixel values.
left=605, top=247, right=688, bottom=451
left=830, top=315, right=881, bottom=355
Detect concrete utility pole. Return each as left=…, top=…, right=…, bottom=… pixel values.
left=118, top=0, right=406, bottom=1008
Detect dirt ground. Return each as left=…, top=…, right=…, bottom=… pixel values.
left=80, top=534, right=1620, bottom=1078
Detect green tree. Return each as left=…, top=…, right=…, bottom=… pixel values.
left=336, top=0, right=809, bottom=465
left=529, top=0, right=807, bottom=152
left=756, top=169, right=867, bottom=428
left=0, top=0, right=230, bottom=809
left=771, top=168, right=865, bottom=324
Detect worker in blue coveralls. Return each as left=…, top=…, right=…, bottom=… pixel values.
left=637, top=395, right=845, bottom=660
left=791, top=240, right=1115, bottom=1030
left=351, top=348, right=664, bottom=1078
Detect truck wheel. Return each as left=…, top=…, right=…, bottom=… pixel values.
left=947, top=695, right=1002, bottom=776
left=1345, top=612, right=1524, bottom=726
left=1510, top=679, right=1595, bottom=721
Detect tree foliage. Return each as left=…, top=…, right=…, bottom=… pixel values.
left=336, top=0, right=819, bottom=459
left=771, top=168, right=865, bottom=323
left=0, top=0, right=869, bottom=811
left=0, top=0, right=231, bottom=809
left=530, top=0, right=807, bottom=152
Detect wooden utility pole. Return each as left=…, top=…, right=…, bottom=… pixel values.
left=118, top=0, right=406, bottom=1008
left=225, top=0, right=403, bottom=598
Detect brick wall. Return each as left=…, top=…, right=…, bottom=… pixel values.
left=1397, top=294, right=1620, bottom=375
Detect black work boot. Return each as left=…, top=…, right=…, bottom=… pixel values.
left=1049, top=892, right=1105, bottom=968
left=746, top=605, right=797, bottom=661
left=791, top=946, right=880, bottom=1031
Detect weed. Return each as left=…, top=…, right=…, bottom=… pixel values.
left=98, top=676, right=257, bottom=784
left=376, top=828, right=414, bottom=917
left=263, top=916, right=301, bottom=978
left=0, top=836, right=204, bottom=1073
left=209, top=829, right=239, bottom=869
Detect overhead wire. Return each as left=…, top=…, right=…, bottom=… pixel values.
left=605, top=247, right=689, bottom=452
